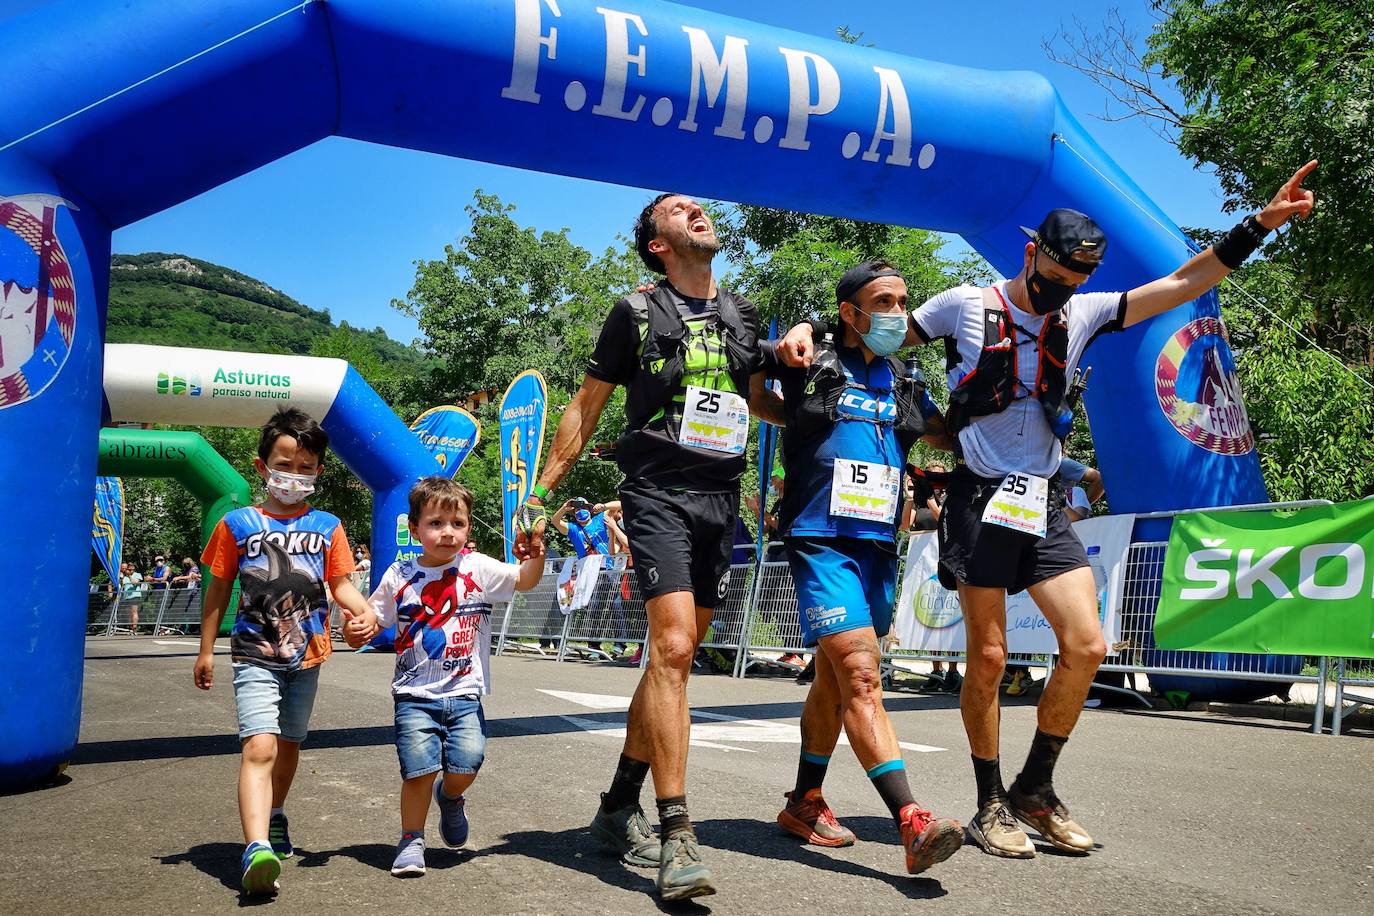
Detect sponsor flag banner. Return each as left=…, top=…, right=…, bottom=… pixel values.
left=1157, top=500, right=1374, bottom=658
left=893, top=515, right=1133, bottom=655
left=91, top=476, right=124, bottom=581
left=410, top=405, right=481, bottom=477
left=498, top=370, right=547, bottom=563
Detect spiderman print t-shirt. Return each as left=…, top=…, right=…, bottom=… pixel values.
left=202, top=505, right=356, bottom=672
left=368, top=552, right=519, bottom=699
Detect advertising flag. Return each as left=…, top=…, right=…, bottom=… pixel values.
left=498, top=370, right=547, bottom=563
left=91, top=476, right=124, bottom=581
left=1157, top=500, right=1374, bottom=658
left=410, top=405, right=481, bottom=477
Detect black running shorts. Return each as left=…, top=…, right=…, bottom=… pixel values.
left=619, top=480, right=737, bottom=610
left=937, top=467, right=1088, bottom=595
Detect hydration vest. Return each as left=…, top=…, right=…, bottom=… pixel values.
left=620, top=285, right=757, bottom=437
left=944, top=287, right=1072, bottom=439
left=788, top=338, right=928, bottom=454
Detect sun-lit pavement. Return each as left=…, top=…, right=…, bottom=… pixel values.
left=2, top=637, right=1370, bottom=915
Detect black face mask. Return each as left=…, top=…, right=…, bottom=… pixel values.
left=1024, top=255, right=1076, bottom=315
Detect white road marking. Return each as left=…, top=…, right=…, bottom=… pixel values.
left=154, top=639, right=201, bottom=647
left=541, top=689, right=945, bottom=753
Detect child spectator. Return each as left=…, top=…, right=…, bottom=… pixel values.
left=192, top=407, right=379, bottom=897
left=365, top=476, right=544, bottom=877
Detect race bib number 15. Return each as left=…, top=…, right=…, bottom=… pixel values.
left=830, top=459, right=900, bottom=523
left=679, top=386, right=749, bottom=454
left=980, top=472, right=1049, bottom=538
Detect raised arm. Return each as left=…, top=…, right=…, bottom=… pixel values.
left=537, top=376, right=616, bottom=495
left=748, top=371, right=785, bottom=427
left=1123, top=160, right=1317, bottom=328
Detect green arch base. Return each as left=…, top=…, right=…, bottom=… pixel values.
left=98, top=428, right=252, bottom=634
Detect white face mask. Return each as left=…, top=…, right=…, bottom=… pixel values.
left=266, top=469, right=316, bottom=505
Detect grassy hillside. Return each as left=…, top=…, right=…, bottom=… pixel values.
left=107, top=252, right=419, bottom=365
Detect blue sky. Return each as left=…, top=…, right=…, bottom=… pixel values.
left=112, top=1, right=1227, bottom=345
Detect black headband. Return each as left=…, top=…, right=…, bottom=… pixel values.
left=835, top=264, right=904, bottom=305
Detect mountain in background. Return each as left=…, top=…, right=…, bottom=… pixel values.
left=107, top=252, right=420, bottom=366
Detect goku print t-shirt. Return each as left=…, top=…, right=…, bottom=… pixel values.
left=367, top=552, right=519, bottom=700
left=202, top=505, right=355, bottom=671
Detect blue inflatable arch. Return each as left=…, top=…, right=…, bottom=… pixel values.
left=0, top=0, right=1265, bottom=785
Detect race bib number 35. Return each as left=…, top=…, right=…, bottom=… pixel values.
left=680, top=386, right=749, bottom=455
left=981, top=472, right=1049, bottom=538
left=830, top=459, right=900, bottom=523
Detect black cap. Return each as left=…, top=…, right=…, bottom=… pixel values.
left=835, top=260, right=903, bottom=305
left=1020, top=209, right=1107, bottom=274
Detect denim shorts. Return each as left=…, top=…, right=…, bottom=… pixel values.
left=232, top=662, right=322, bottom=743
left=394, top=695, right=486, bottom=780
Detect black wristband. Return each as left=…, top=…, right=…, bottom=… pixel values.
left=1213, top=215, right=1272, bottom=270
left=805, top=318, right=833, bottom=339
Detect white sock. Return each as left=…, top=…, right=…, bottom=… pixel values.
left=247, top=838, right=270, bottom=849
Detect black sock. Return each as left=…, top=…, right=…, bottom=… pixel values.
left=604, top=753, right=650, bottom=811
left=791, top=751, right=830, bottom=799
left=656, top=795, right=692, bottom=838
left=1012, top=730, right=1067, bottom=798
left=866, top=760, right=915, bottom=823
left=972, top=755, right=1006, bottom=808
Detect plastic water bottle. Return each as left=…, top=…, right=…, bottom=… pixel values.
left=1086, top=545, right=1107, bottom=624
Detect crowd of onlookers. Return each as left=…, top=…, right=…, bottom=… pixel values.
left=89, top=554, right=203, bottom=631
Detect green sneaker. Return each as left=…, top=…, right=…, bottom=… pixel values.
left=590, top=793, right=660, bottom=867
left=240, top=842, right=281, bottom=896
left=268, top=810, right=293, bottom=859
left=657, top=831, right=716, bottom=901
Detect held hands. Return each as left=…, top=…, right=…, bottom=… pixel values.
left=1257, top=160, right=1318, bottom=230
left=342, top=608, right=380, bottom=649
left=777, top=322, right=817, bottom=368
left=514, top=498, right=548, bottom=561
left=193, top=652, right=214, bottom=690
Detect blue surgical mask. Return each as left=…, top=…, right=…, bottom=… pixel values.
left=856, top=309, right=907, bottom=356
left=574, top=509, right=592, bottom=525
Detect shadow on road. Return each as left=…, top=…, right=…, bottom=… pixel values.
left=694, top=816, right=948, bottom=900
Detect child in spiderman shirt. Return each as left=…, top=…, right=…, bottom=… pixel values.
left=365, top=476, right=544, bottom=877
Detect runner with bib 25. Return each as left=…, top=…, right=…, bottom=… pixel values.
left=515, top=193, right=783, bottom=902
left=779, top=161, right=1317, bottom=859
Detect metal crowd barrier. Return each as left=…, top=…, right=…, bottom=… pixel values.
left=1333, top=659, right=1374, bottom=737
left=91, top=587, right=204, bottom=637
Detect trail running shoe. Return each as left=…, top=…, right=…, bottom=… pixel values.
left=920, top=671, right=946, bottom=693
left=939, top=670, right=964, bottom=694
left=268, top=810, right=293, bottom=859
left=391, top=832, right=426, bottom=877
left=967, top=799, right=1035, bottom=859
left=1008, top=785, right=1094, bottom=854
left=240, top=841, right=281, bottom=896
left=1006, top=670, right=1031, bottom=697
left=898, top=803, right=963, bottom=875
left=590, top=793, right=660, bottom=867
left=657, top=831, right=716, bottom=901
left=433, top=781, right=469, bottom=847
left=777, top=789, right=856, bottom=847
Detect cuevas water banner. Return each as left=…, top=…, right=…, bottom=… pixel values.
left=410, top=405, right=481, bottom=478
left=498, top=370, right=547, bottom=563
left=91, top=476, right=123, bottom=581
left=1157, top=499, right=1374, bottom=658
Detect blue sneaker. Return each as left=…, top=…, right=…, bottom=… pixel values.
left=240, top=841, right=281, bottom=896
left=391, top=832, right=426, bottom=877
left=268, top=811, right=293, bottom=859
left=434, top=781, right=470, bottom=847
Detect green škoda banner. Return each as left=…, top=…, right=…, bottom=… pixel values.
left=1157, top=499, right=1374, bottom=658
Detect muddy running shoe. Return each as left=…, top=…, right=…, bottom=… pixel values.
left=590, top=793, right=661, bottom=867
left=268, top=810, right=293, bottom=859
left=433, top=782, right=469, bottom=848
left=967, top=799, right=1035, bottom=858
left=240, top=841, right=281, bottom=896
left=657, top=831, right=716, bottom=901
left=1007, top=785, right=1094, bottom=854
left=898, top=803, right=963, bottom=875
left=391, top=832, right=427, bottom=877
left=777, top=789, right=856, bottom=847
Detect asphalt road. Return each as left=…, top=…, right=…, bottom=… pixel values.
left=2, top=638, right=1370, bottom=915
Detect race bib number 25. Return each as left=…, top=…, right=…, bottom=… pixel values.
left=980, top=472, right=1049, bottom=538
left=679, top=385, right=749, bottom=455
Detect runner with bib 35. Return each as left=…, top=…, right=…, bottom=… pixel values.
left=779, top=161, right=1317, bottom=859
left=515, top=193, right=783, bottom=902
